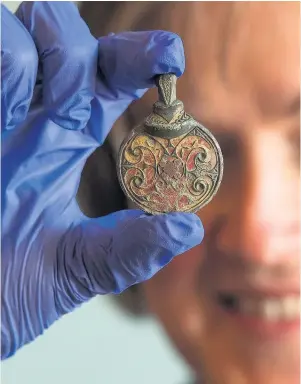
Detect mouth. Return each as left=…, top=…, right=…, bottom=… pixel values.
left=217, top=293, right=300, bottom=320
left=216, top=292, right=300, bottom=335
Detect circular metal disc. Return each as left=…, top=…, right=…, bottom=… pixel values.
left=117, top=120, right=223, bottom=215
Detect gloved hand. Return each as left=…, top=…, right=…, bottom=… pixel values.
left=1, top=2, right=204, bottom=359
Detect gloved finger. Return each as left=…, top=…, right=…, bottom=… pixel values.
left=1, top=5, right=38, bottom=130
left=16, top=1, right=98, bottom=131
left=98, top=31, right=185, bottom=96
left=57, top=211, right=203, bottom=310
left=90, top=31, right=185, bottom=144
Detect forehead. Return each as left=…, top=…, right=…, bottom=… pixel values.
left=177, top=3, right=300, bottom=127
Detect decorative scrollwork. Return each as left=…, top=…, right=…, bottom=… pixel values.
left=118, top=124, right=223, bottom=214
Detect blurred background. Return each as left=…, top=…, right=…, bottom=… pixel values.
left=1, top=4, right=192, bottom=384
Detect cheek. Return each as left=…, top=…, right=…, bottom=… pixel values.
left=145, top=245, right=203, bottom=297
left=144, top=244, right=204, bottom=323
left=143, top=249, right=207, bottom=368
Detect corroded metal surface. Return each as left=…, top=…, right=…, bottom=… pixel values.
left=117, top=74, right=223, bottom=214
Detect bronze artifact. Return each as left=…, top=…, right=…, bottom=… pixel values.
left=117, top=74, right=224, bottom=215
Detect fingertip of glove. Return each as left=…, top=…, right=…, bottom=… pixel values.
left=97, top=30, right=185, bottom=93
left=147, top=31, right=185, bottom=79
left=159, top=212, right=204, bottom=246
left=136, top=212, right=204, bottom=252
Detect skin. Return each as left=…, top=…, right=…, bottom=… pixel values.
left=81, top=2, right=300, bottom=383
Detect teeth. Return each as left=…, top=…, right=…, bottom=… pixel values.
left=282, top=297, right=300, bottom=320
left=260, top=300, right=282, bottom=322
left=239, top=296, right=300, bottom=321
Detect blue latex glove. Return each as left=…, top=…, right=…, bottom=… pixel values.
left=1, top=2, right=204, bottom=359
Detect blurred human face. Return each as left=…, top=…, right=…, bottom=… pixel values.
left=142, top=3, right=300, bottom=384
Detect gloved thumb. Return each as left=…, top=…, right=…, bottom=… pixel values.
left=55, top=209, right=203, bottom=314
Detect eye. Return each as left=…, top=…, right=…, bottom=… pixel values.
left=215, top=133, right=241, bottom=161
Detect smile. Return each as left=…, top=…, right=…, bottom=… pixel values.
left=217, top=293, right=300, bottom=322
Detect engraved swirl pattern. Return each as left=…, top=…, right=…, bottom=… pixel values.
left=119, top=126, right=222, bottom=214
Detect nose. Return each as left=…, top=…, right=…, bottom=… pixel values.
left=239, top=130, right=300, bottom=264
